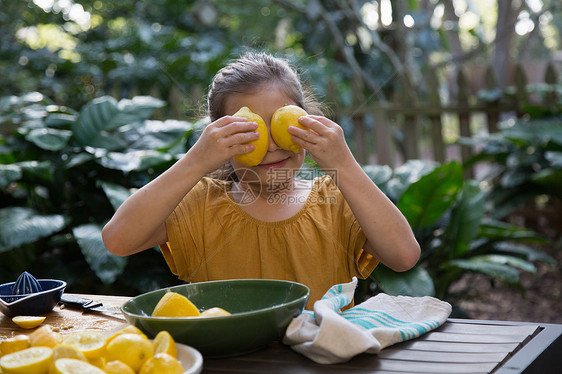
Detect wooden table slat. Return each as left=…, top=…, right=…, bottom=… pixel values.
left=420, top=331, right=528, bottom=344
left=356, top=358, right=499, bottom=373
left=394, top=339, right=520, bottom=353
left=377, top=348, right=509, bottom=363
left=438, top=322, right=539, bottom=337
left=205, top=357, right=498, bottom=374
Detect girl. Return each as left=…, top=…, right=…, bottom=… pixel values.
left=102, top=52, right=420, bottom=308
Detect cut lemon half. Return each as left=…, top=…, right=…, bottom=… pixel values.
left=12, top=316, right=46, bottom=329
left=151, top=292, right=200, bottom=317
left=50, top=358, right=106, bottom=374
left=104, top=360, right=136, bottom=374
left=51, top=344, right=87, bottom=362
left=62, top=331, right=106, bottom=360
left=29, top=325, right=62, bottom=348
left=0, top=346, right=53, bottom=374
left=0, top=334, right=30, bottom=355
left=106, top=325, right=147, bottom=345
left=152, top=330, right=177, bottom=358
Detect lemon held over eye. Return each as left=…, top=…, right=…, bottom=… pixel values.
left=232, top=106, right=269, bottom=166
left=271, top=105, right=308, bottom=154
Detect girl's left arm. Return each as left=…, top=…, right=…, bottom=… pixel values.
left=290, top=115, right=420, bottom=272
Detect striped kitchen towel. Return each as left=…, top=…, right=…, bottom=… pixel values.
left=283, top=277, right=452, bottom=364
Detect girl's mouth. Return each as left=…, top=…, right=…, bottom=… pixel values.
left=258, top=157, right=290, bottom=169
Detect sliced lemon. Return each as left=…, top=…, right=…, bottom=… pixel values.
left=29, top=325, right=63, bottom=348
left=139, top=353, right=184, bottom=374
left=0, top=346, right=52, bottom=374
left=87, top=356, right=106, bottom=369
left=12, top=316, right=46, bottom=329
left=200, top=307, right=231, bottom=317
left=151, top=292, right=200, bottom=317
left=0, top=335, right=30, bottom=355
left=104, top=360, right=136, bottom=374
left=152, top=330, right=177, bottom=358
left=105, top=333, right=154, bottom=372
left=106, top=325, right=147, bottom=345
left=62, top=331, right=106, bottom=360
left=50, top=358, right=106, bottom=374
left=51, top=344, right=87, bottom=361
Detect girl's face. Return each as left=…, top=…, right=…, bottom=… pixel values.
left=224, top=84, right=306, bottom=187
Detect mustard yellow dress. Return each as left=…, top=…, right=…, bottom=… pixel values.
left=160, top=175, right=378, bottom=309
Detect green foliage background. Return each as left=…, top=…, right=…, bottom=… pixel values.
left=1, top=0, right=560, bottom=311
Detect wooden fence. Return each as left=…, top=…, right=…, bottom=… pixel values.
left=335, top=62, right=560, bottom=178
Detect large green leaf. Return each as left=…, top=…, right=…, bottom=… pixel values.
left=115, top=96, right=165, bottom=123
left=545, top=151, right=562, bottom=168
left=493, top=242, right=555, bottom=264
left=446, top=255, right=534, bottom=284
left=0, top=207, right=68, bottom=252
left=98, top=150, right=173, bottom=172
left=372, top=265, right=435, bottom=297
left=44, top=113, right=77, bottom=128
left=18, top=161, right=52, bottom=183
left=25, top=128, right=72, bottom=151
left=478, top=219, right=548, bottom=243
left=65, top=153, right=95, bottom=169
left=0, top=164, right=21, bottom=189
left=120, top=119, right=193, bottom=150
left=385, top=160, right=437, bottom=201
left=71, top=96, right=165, bottom=150
left=531, top=169, right=562, bottom=196
left=475, top=254, right=536, bottom=273
left=73, top=224, right=128, bottom=284
left=100, top=181, right=134, bottom=211
left=362, top=164, right=392, bottom=191
left=443, top=180, right=486, bottom=257
left=398, top=161, right=463, bottom=231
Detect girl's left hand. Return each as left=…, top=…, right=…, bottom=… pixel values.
left=288, top=115, right=355, bottom=170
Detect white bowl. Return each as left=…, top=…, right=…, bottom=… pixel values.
left=177, top=343, right=203, bottom=374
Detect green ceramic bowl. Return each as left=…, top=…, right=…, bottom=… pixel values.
left=121, top=279, right=310, bottom=358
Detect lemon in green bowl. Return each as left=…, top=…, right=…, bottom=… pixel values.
left=121, top=279, right=309, bottom=358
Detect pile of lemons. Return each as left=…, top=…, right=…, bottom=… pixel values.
left=0, top=324, right=184, bottom=374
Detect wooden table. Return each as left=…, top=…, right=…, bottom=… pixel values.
left=1, top=294, right=561, bottom=373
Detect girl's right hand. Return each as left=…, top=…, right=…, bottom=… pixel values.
left=187, top=116, right=260, bottom=174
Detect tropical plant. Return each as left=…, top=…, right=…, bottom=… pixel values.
left=0, top=93, right=193, bottom=293
left=359, top=160, right=553, bottom=304
left=463, top=115, right=562, bottom=225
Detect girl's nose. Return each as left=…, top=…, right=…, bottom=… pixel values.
left=267, top=127, right=281, bottom=152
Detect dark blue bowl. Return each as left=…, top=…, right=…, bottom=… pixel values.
left=0, top=279, right=66, bottom=317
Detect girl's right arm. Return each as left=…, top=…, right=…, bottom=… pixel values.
left=102, top=116, right=259, bottom=256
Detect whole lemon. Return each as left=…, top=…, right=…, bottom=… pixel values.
left=271, top=105, right=308, bottom=154
left=105, top=333, right=154, bottom=372
left=139, top=353, right=184, bottom=374
left=232, top=106, right=269, bottom=166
